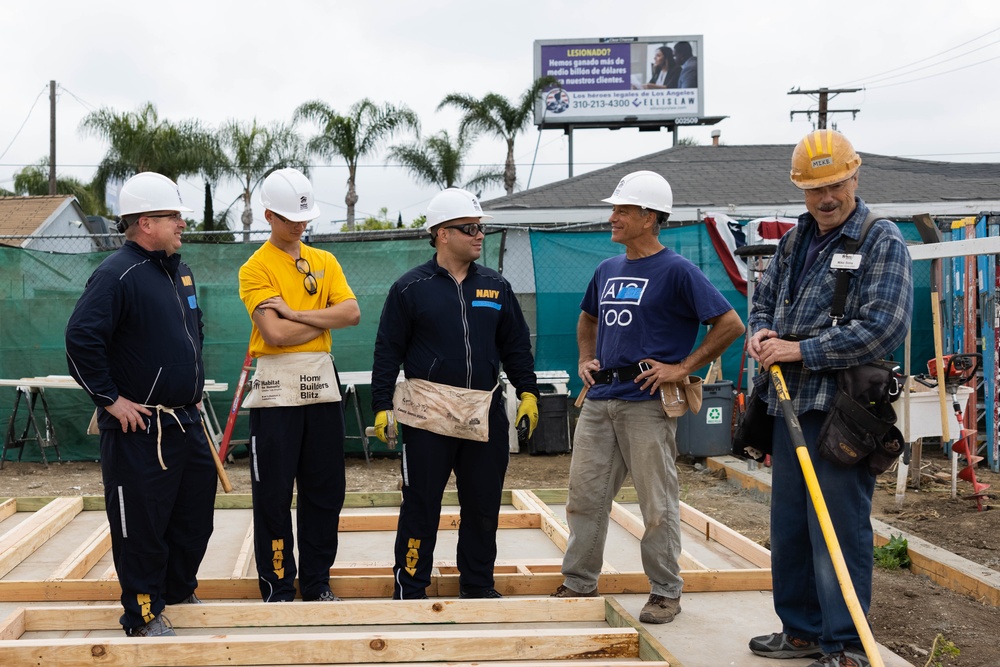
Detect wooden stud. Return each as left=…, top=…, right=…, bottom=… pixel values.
left=0, top=497, right=82, bottom=578
left=48, top=523, right=111, bottom=581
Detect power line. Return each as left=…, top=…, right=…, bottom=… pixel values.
left=857, top=38, right=1000, bottom=87
left=57, top=85, right=98, bottom=113
left=834, top=26, right=1000, bottom=87
left=866, top=53, right=1000, bottom=89
left=0, top=85, right=48, bottom=162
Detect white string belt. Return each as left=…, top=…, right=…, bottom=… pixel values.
left=141, top=404, right=187, bottom=470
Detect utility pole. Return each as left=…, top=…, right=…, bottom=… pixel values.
left=788, top=87, right=861, bottom=129
left=48, top=80, right=56, bottom=195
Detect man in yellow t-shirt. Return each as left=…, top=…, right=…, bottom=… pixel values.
left=238, top=168, right=360, bottom=602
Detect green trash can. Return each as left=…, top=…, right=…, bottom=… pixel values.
left=676, top=381, right=734, bottom=457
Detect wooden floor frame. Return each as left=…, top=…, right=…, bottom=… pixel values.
left=0, top=488, right=771, bottom=665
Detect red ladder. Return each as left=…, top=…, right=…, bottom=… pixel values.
left=218, top=349, right=253, bottom=461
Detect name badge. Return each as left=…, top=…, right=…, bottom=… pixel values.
left=830, top=253, right=862, bottom=270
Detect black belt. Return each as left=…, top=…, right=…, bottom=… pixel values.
left=591, top=363, right=648, bottom=385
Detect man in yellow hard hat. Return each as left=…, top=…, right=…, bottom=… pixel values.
left=745, top=130, right=913, bottom=667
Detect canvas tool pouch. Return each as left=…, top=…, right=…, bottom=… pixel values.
left=731, top=389, right=773, bottom=461
left=818, top=361, right=904, bottom=470
left=393, top=377, right=496, bottom=442
left=242, top=352, right=342, bottom=408
left=658, top=375, right=704, bottom=417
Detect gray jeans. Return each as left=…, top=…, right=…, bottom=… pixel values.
left=561, top=398, right=683, bottom=598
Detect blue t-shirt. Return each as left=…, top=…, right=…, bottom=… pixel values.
left=581, top=248, right=733, bottom=401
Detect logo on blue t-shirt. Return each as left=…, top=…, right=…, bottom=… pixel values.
left=600, top=277, right=648, bottom=305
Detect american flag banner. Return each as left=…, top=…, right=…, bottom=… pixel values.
left=704, top=213, right=798, bottom=296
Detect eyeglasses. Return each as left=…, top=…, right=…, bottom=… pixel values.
left=144, top=213, right=184, bottom=223
left=274, top=212, right=308, bottom=226
left=295, top=257, right=318, bottom=295
left=444, top=222, right=487, bottom=236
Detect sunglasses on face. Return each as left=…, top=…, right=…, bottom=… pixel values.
left=444, top=222, right=487, bottom=236
left=295, top=257, right=318, bottom=295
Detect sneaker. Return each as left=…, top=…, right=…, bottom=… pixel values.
left=311, top=590, right=342, bottom=602
left=125, top=614, right=176, bottom=637
left=550, top=584, right=599, bottom=598
left=749, top=632, right=823, bottom=659
left=171, top=593, right=203, bottom=604
left=459, top=587, right=503, bottom=599
left=639, top=594, right=681, bottom=624
left=806, top=647, right=871, bottom=667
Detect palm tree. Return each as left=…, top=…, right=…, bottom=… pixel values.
left=438, top=76, right=558, bottom=196
left=387, top=129, right=503, bottom=192
left=79, top=102, right=218, bottom=219
left=216, top=119, right=306, bottom=240
left=13, top=158, right=107, bottom=216
left=294, top=99, right=419, bottom=231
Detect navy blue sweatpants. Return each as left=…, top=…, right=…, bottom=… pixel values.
left=249, top=402, right=346, bottom=601
left=101, top=418, right=217, bottom=631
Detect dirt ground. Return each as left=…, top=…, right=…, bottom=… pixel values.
left=2, top=448, right=999, bottom=666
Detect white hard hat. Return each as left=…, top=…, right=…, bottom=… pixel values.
left=424, top=188, right=493, bottom=231
left=601, top=170, right=673, bottom=214
left=260, top=168, right=321, bottom=222
left=118, top=172, right=193, bottom=216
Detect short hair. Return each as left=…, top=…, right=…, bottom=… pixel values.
left=674, top=41, right=692, bottom=59
left=117, top=213, right=142, bottom=235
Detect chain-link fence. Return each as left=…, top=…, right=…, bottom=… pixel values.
left=0, top=220, right=938, bottom=461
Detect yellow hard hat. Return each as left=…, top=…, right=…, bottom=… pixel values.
left=790, top=129, right=862, bottom=190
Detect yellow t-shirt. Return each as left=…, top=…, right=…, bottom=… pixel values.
left=239, top=241, right=356, bottom=358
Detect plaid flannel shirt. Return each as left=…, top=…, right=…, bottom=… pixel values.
left=748, top=198, right=913, bottom=416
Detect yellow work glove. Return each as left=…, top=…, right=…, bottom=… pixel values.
left=516, top=392, right=539, bottom=440
left=374, top=410, right=396, bottom=445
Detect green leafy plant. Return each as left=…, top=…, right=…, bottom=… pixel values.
left=924, top=633, right=959, bottom=667
left=873, top=534, right=911, bottom=570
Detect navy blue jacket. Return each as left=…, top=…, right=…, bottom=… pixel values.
left=371, top=257, right=538, bottom=412
left=66, top=241, right=205, bottom=429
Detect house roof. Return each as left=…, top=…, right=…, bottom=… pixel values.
left=0, top=195, right=78, bottom=236
left=482, top=144, right=1000, bottom=221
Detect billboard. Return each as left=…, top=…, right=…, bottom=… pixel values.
left=533, top=36, right=704, bottom=126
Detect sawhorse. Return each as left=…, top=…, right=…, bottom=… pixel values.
left=2, top=385, right=62, bottom=468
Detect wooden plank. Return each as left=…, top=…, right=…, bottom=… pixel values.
left=0, top=498, right=15, bottom=521
left=337, top=510, right=539, bottom=532
left=0, top=497, right=82, bottom=578
left=872, top=519, right=1000, bottom=606
left=21, top=597, right=608, bottom=631
left=0, top=567, right=772, bottom=602
left=511, top=489, right=570, bottom=551
left=48, top=523, right=111, bottom=581
left=609, top=501, right=705, bottom=571
left=679, top=502, right=772, bottom=569
left=0, top=627, right=640, bottom=666
left=0, top=607, right=24, bottom=642
left=231, top=522, right=254, bottom=579
left=604, top=596, right=684, bottom=666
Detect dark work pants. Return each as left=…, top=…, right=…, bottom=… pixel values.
left=101, top=420, right=217, bottom=632
left=769, top=410, right=876, bottom=654
left=392, top=402, right=509, bottom=599
left=249, top=402, right=346, bottom=602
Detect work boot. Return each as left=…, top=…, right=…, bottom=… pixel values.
left=807, top=647, right=871, bottom=667
left=639, top=594, right=681, bottom=624
left=749, top=631, right=823, bottom=659
left=125, top=614, right=176, bottom=637
left=459, top=586, right=503, bottom=599
left=550, top=584, right=599, bottom=598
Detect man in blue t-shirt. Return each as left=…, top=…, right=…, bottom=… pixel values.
left=552, top=170, right=744, bottom=624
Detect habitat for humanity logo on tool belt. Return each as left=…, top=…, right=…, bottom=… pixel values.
left=599, top=277, right=648, bottom=327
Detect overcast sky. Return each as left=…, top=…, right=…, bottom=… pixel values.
left=3, top=0, right=999, bottom=234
